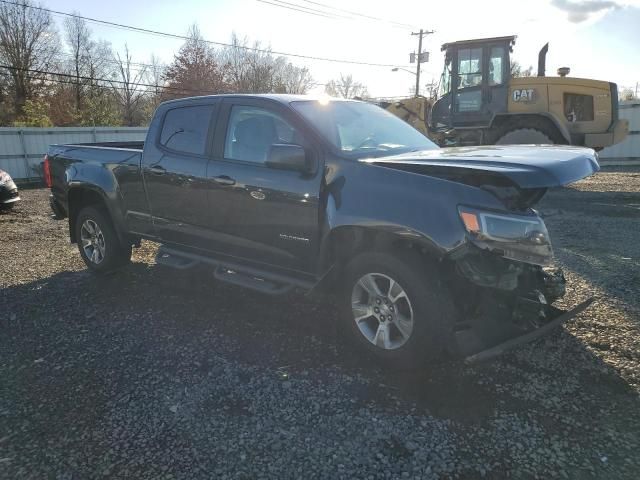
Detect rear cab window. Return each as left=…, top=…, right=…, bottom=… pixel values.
left=159, top=104, right=216, bottom=155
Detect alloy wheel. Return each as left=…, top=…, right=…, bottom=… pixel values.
left=351, top=273, right=414, bottom=350
left=80, top=219, right=106, bottom=265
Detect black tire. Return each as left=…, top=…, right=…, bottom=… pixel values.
left=341, top=250, right=456, bottom=369
left=495, top=127, right=554, bottom=145
left=74, top=206, right=131, bottom=274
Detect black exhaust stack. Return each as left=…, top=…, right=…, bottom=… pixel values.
left=538, top=43, right=549, bottom=77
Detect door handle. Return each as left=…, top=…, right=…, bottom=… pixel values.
left=149, top=165, right=166, bottom=175
left=212, top=175, right=236, bottom=186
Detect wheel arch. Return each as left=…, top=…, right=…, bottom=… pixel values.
left=67, top=186, right=127, bottom=245
left=316, top=225, right=444, bottom=292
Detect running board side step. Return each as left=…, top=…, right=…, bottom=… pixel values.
left=213, top=267, right=292, bottom=295
left=155, top=246, right=315, bottom=295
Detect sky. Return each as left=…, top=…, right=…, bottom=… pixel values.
left=48, top=0, right=640, bottom=98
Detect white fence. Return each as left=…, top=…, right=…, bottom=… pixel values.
left=0, top=127, right=147, bottom=182
left=599, top=101, right=640, bottom=165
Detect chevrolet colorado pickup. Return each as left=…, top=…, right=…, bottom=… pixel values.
left=46, top=94, right=597, bottom=367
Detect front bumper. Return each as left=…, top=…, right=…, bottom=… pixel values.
left=584, top=119, right=629, bottom=149
left=465, top=298, right=594, bottom=363
left=449, top=250, right=591, bottom=360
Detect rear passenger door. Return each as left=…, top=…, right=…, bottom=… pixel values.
left=206, top=98, right=323, bottom=274
left=142, top=100, right=218, bottom=249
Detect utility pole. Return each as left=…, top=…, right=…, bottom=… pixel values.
left=410, top=29, right=434, bottom=96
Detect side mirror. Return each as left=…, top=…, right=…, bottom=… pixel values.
left=266, top=144, right=314, bottom=174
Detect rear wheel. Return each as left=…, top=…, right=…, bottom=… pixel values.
left=342, top=251, right=456, bottom=369
left=75, top=206, right=131, bottom=274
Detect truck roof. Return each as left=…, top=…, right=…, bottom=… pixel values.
left=441, top=35, right=516, bottom=51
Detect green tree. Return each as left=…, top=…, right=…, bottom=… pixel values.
left=13, top=98, right=53, bottom=127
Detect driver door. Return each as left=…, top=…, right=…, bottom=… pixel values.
left=452, top=46, right=486, bottom=126
left=205, top=99, right=323, bottom=274
left=452, top=45, right=509, bottom=127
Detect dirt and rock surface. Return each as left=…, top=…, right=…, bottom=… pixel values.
left=1, top=171, right=639, bottom=479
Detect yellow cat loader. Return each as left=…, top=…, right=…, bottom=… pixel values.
left=384, top=36, right=628, bottom=149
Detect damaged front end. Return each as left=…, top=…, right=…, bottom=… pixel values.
left=447, top=239, right=591, bottom=363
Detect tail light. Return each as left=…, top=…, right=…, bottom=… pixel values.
left=43, top=154, right=52, bottom=188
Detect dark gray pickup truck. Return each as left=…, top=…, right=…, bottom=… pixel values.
left=46, top=94, right=598, bottom=367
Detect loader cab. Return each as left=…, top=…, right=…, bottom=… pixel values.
left=430, top=36, right=514, bottom=135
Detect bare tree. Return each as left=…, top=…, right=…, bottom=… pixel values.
left=273, top=60, right=314, bottom=94
left=146, top=54, right=165, bottom=100
left=222, top=33, right=274, bottom=93
left=0, top=0, right=60, bottom=118
left=510, top=60, right=533, bottom=78
left=163, top=25, right=228, bottom=98
left=223, top=33, right=313, bottom=94
left=325, top=74, right=368, bottom=99
left=110, top=44, right=147, bottom=126
left=61, top=15, right=116, bottom=124
left=64, top=14, right=91, bottom=112
left=620, top=88, right=637, bottom=102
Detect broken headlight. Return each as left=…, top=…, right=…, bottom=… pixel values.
left=458, top=206, right=553, bottom=266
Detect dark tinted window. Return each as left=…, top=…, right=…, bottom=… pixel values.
left=160, top=104, right=214, bottom=155
left=224, top=106, right=303, bottom=164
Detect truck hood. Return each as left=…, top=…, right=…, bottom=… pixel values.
left=363, top=145, right=599, bottom=189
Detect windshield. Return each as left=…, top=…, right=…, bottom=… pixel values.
left=291, top=100, right=438, bottom=157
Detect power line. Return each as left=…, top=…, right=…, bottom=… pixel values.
left=257, top=0, right=419, bottom=29
left=255, top=0, right=343, bottom=20
left=0, top=0, right=406, bottom=68
left=56, top=51, right=162, bottom=71
left=0, top=64, right=329, bottom=95
left=0, top=64, right=216, bottom=96
left=297, top=0, right=418, bottom=29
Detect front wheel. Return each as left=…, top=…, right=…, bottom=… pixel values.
left=342, top=251, right=456, bottom=369
left=75, top=206, right=131, bottom=274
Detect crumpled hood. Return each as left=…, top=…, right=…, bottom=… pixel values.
left=362, top=145, right=600, bottom=189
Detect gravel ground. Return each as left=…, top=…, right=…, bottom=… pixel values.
left=1, top=171, right=639, bottom=480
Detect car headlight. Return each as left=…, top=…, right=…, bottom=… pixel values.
left=458, top=206, right=553, bottom=266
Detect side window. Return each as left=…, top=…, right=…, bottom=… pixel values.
left=224, top=105, right=303, bottom=164
left=160, top=104, right=215, bottom=155
left=489, top=47, right=505, bottom=86
left=564, top=93, right=594, bottom=122
left=457, top=48, right=482, bottom=89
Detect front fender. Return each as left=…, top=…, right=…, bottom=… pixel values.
left=318, top=159, right=507, bottom=271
